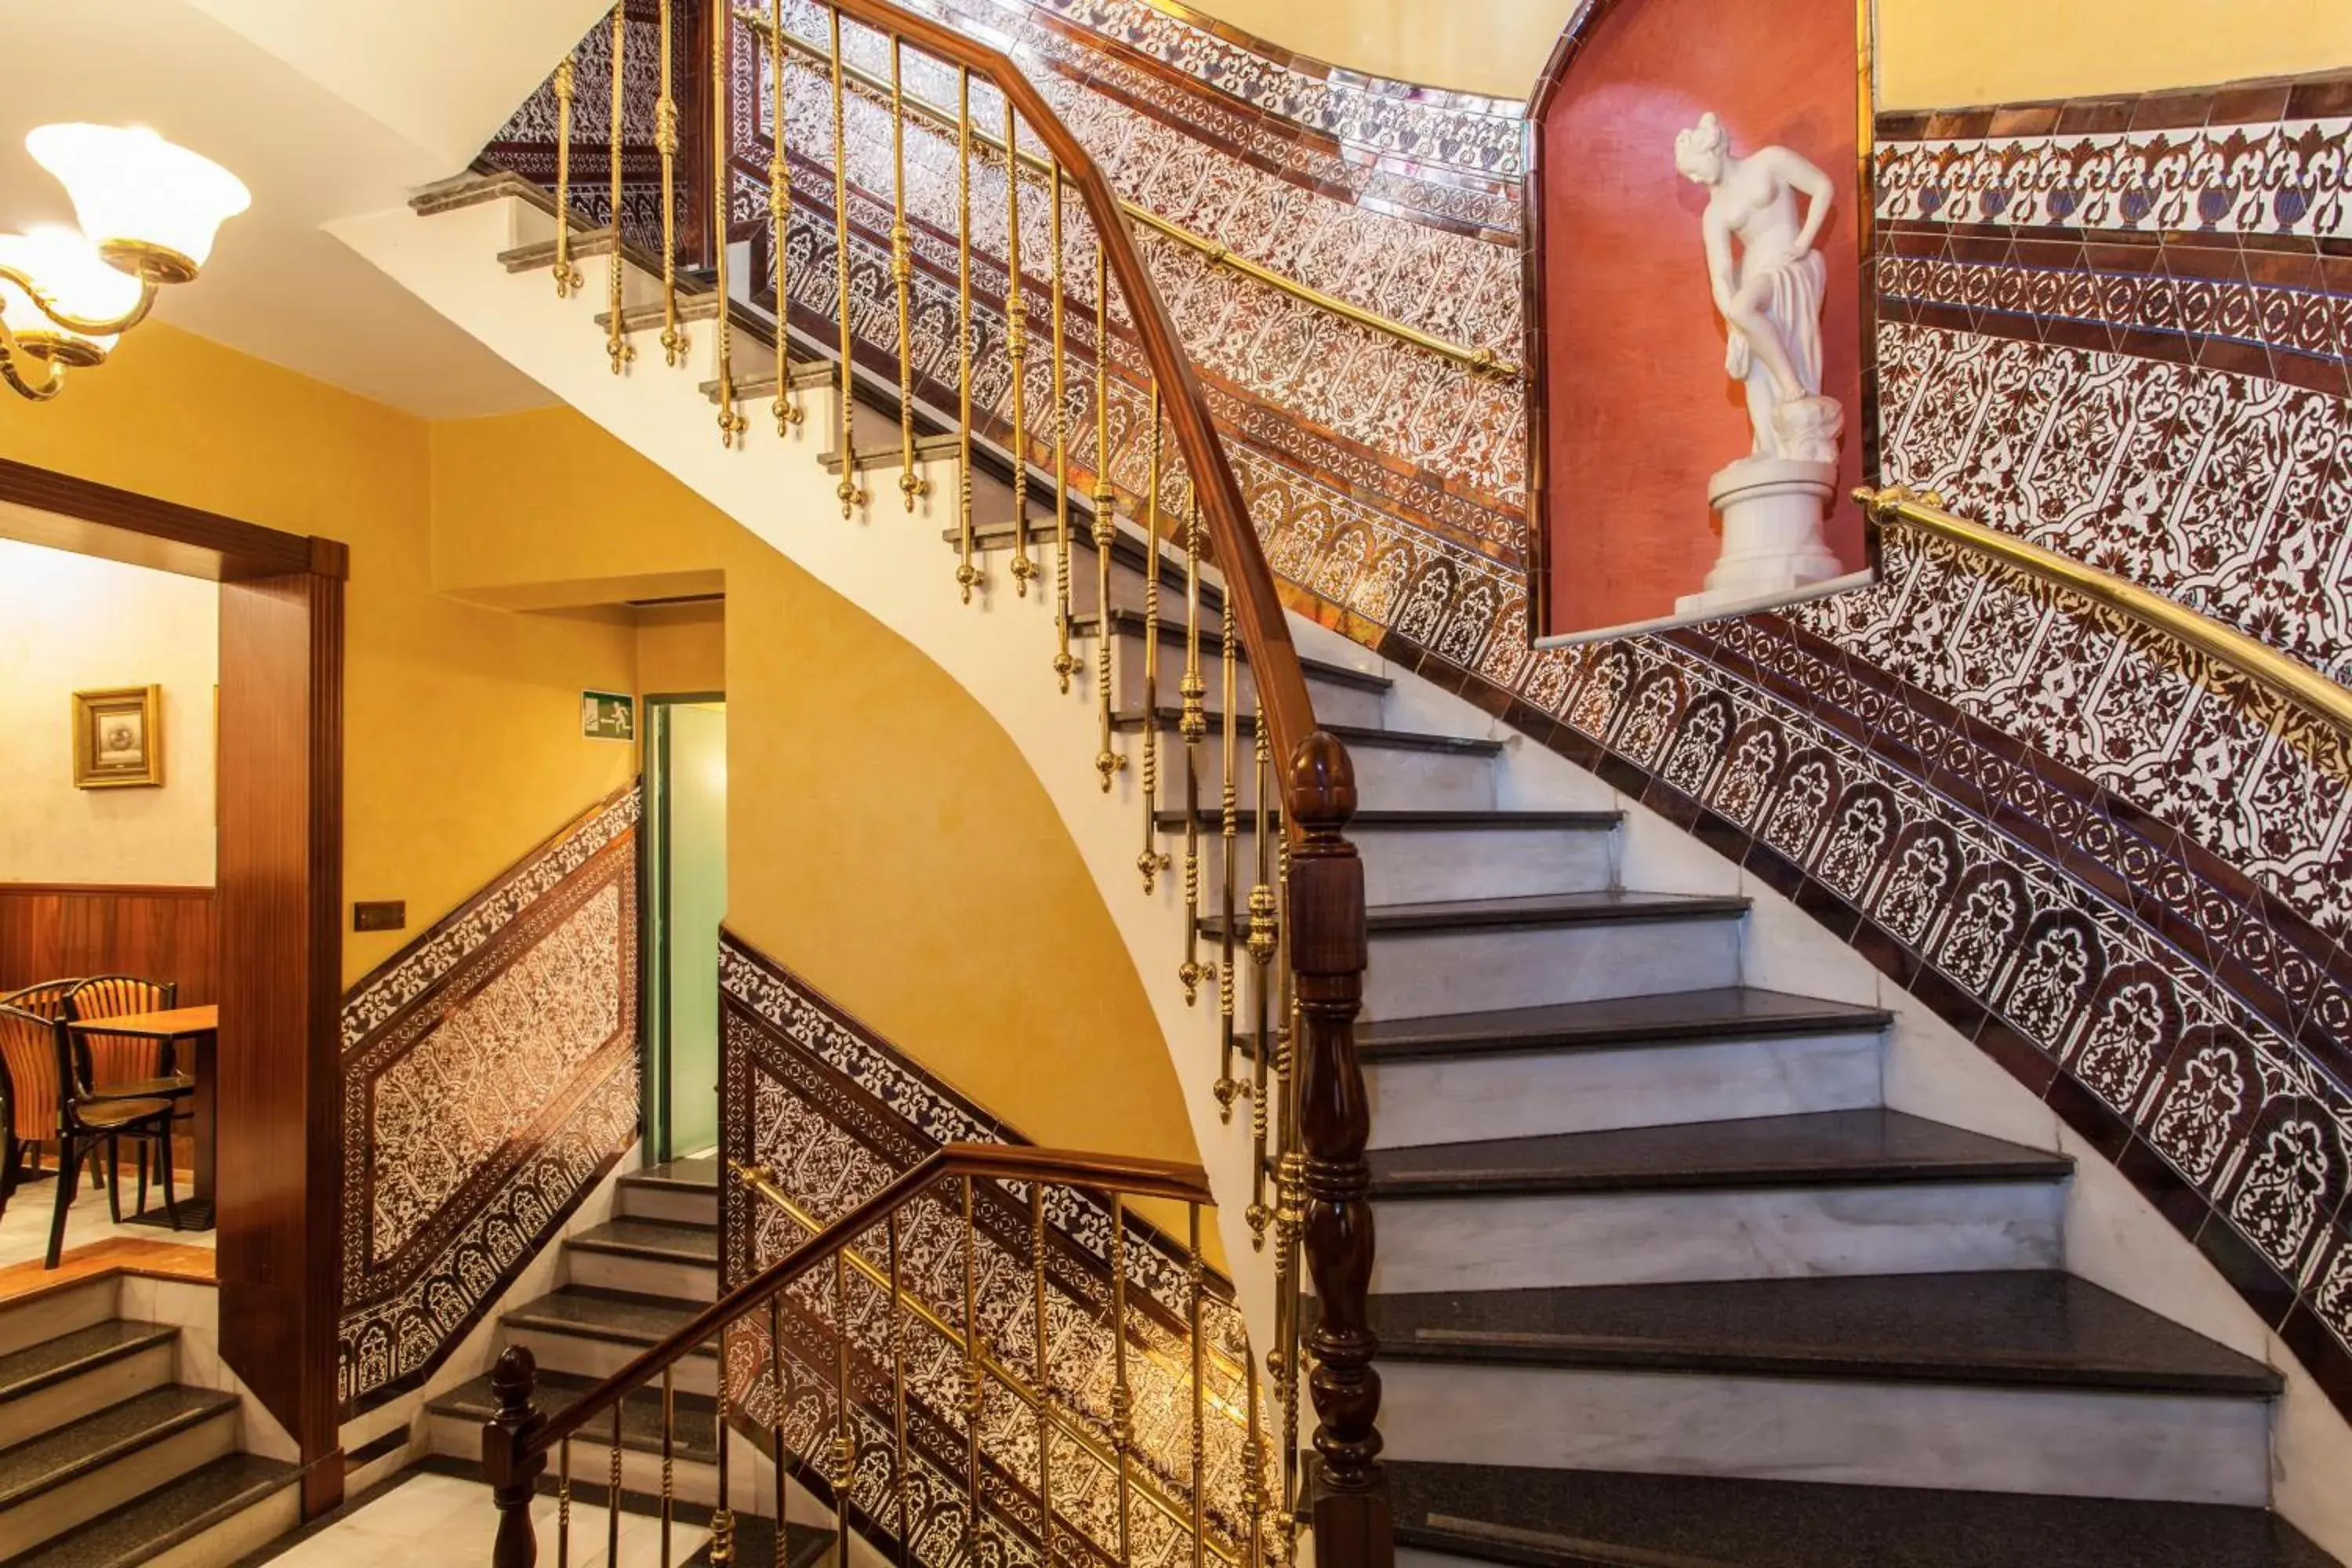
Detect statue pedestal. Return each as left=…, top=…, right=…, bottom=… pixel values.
left=1677, top=456, right=1843, bottom=615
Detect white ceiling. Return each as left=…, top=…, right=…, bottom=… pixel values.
left=1, top=0, right=605, bottom=419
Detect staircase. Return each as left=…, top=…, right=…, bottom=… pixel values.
left=0, top=1275, right=300, bottom=1566
left=336, top=43, right=2347, bottom=1565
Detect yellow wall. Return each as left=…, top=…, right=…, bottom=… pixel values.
left=430, top=409, right=1201, bottom=1174
left=0, top=538, right=218, bottom=886
left=1878, top=0, right=2352, bottom=109
left=0, top=325, right=639, bottom=982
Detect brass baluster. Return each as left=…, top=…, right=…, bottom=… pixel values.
left=767, top=0, right=801, bottom=433
left=1246, top=710, right=1275, bottom=1249
left=713, top=1336, right=737, bottom=1567
left=552, top=59, right=583, bottom=297
left=889, top=1212, right=913, bottom=1568
left=713, top=6, right=747, bottom=446
left=1031, top=1183, right=1055, bottom=1568
left=1189, top=1204, right=1209, bottom=1568
left=1004, top=98, right=1036, bottom=597
left=828, top=6, right=863, bottom=517
left=608, top=1403, right=624, bottom=1567
left=1244, top=1334, right=1267, bottom=1568
left=656, top=0, right=687, bottom=366
left=1090, top=241, right=1124, bottom=793
left=605, top=2, right=633, bottom=375
left=888, top=38, right=922, bottom=508
left=769, top=1294, right=789, bottom=1542
left=557, top=1429, right=572, bottom=1567
left=832, top=1250, right=855, bottom=1568
left=1109, top=1195, right=1136, bottom=1568
left=1214, top=586, right=1241, bottom=1119
left=1050, top=163, right=1076, bottom=692
left=953, top=66, right=982, bottom=601
left=662, top=1363, right=677, bottom=1567
left=1178, top=491, right=1207, bottom=1001
left=960, top=1178, right=984, bottom=1568
left=1138, top=389, right=1169, bottom=894
left=1272, top=906, right=1304, bottom=1568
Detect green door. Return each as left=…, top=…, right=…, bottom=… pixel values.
left=659, top=700, right=728, bottom=1158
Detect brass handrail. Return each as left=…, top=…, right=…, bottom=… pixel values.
left=735, top=6, right=1518, bottom=379
left=729, top=1161, right=1250, bottom=1563
left=1859, top=485, right=2352, bottom=738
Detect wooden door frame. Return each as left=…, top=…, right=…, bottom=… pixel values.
left=0, top=456, right=348, bottom=1518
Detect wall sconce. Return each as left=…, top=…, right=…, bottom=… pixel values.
left=0, top=125, right=250, bottom=401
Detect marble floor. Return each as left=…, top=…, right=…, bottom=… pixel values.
left=0, top=1166, right=214, bottom=1290
left=258, top=1470, right=710, bottom=1566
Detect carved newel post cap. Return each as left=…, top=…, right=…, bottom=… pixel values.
left=1287, top=729, right=1358, bottom=827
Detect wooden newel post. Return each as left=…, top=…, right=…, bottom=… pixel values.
left=484, top=1345, right=548, bottom=1568
left=1284, top=730, right=1392, bottom=1568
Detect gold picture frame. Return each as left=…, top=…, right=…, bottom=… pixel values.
left=71, top=684, right=163, bottom=789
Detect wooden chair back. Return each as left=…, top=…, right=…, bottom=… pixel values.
left=0, top=1004, right=62, bottom=1146
left=63, top=975, right=177, bottom=1091
left=0, top=980, right=80, bottom=1022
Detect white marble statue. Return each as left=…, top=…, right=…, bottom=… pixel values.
left=1671, top=111, right=1850, bottom=615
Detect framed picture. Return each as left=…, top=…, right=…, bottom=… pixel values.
left=72, top=685, right=163, bottom=789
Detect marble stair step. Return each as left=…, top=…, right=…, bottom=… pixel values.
left=8, top=1452, right=302, bottom=1568
left=502, top=1287, right=720, bottom=1397
left=1384, top=1460, right=2337, bottom=1568
left=1089, top=609, right=1390, bottom=728
left=955, top=517, right=1222, bottom=615
left=1348, top=988, right=1889, bottom=1147
left=1369, top=1272, right=2279, bottom=1504
left=619, top=1158, right=722, bottom=1227
left=1203, top=891, right=1747, bottom=1017
left=0, top=1319, right=179, bottom=1450
left=0, top=1385, right=241, bottom=1559
left=431, top=1367, right=720, bottom=1465
left=1368, top=1109, right=2071, bottom=1294
left=1163, top=808, right=1618, bottom=908
left=1146, top=719, right=1500, bottom=814
left=568, top=1217, right=723, bottom=1303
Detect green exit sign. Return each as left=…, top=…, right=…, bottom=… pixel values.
left=582, top=690, right=636, bottom=741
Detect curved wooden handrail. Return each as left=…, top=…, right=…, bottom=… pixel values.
left=510, top=1142, right=1210, bottom=1461
left=1860, top=485, right=2352, bottom=739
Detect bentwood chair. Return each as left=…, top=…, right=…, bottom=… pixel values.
left=63, top=975, right=194, bottom=1219
left=42, top=1008, right=176, bottom=1267
left=0, top=1004, right=63, bottom=1218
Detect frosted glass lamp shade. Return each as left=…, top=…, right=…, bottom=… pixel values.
left=25, top=124, right=251, bottom=281
left=0, top=229, right=148, bottom=363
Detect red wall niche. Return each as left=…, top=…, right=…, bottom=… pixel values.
left=1529, top=0, right=1868, bottom=641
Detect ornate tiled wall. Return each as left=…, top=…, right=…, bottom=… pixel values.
left=719, top=933, right=1264, bottom=1568
left=337, top=786, right=643, bottom=1408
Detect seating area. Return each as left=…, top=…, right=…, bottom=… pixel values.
left=0, top=974, right=211, bottom=1267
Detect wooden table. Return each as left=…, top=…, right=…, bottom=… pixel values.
left=67, top=1004, right=218, bottom=1207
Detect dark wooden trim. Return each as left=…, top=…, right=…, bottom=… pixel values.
left=0, top=882, right=213, bottom=898
left=0, top=457, right=345, bottom=583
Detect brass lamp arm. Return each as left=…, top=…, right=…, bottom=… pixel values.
left=0, top=311, right=64, bottom=401
left=0, top=260, right=159, bottom=337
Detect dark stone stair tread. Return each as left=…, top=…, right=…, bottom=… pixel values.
left=504, top=1287, right=719, bottom=1351
left=1367, top=1109, right=2071, bottom=1198
left=1156, top=808, right=1618, bottom=832
left=1210, top=888, right=1748, bottom=942
left=1112, top=710, right=1499, bottom=756
left=9, top=1453, right=300, bottom=1567
left=622, top=1157, right=721, bottom=1192
left=573, top=1217, right=721, bottom=1262
left=1352, top=987, right=1890, bottom=1062
left=686, top=1515, right=837, bottom=1568
left=430, top=1367, right=720, bottom=1462
left=0, top=1385, right=238, bottom=1507
left=1385, top=1461, right=2339, bottom=1568
left=0, top=1319, right=176, bottom=1403
left=1367, top=1272, right=2281, bottom=1396
left=1072, top=611, right=1392, bottom=692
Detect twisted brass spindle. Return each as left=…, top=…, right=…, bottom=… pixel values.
left=1050, top=164, right=1077, bottom=692
left=712, top=1341, right=736, bottom=1567
left=1109, top=1195, right=1136, bottom=1568
left=953, top=66, right=982, bottom=601
left=1031, top=1183, right=1054, bottom=1568
left=1246, top=709, right=1275, bottom=1249
left=1138, top=390, right=1170, bottom=894
left=1178, top=492, right=1208, bottom=1000
left=889, top=38, right=922, bottom=508
left=605, top=2, right=633, bottom=376
left=1272, top=923, right=1304, bottom=1567
left=768, top=0, right=802, bottom=433
left=557, top=1429, right=572, bottom=1566
left=832, top=1250, right=855, bottom=1568
left=608, top=1403, right=624, bottom=1567
left=713, top=9, right=747, bottom=446
left=656, top=0, right=687, bottom=366
left=1214, top=587, right=1241, bottom=1118
left=889, top=1212, right=913, bottom=1568
left=828, top=7, right=862, bottom=516
left=769, top=1294, right=789, bottom=1540
left=661, top=1363, right=677, bottom=1566
left=1189, top=1204, right=1209, bottom=1568
left=1244, top=1336, right=1267, bottom=1568
left=552, top=60, right=583, bottom=297
left=1004, top=98, right=1036, bottom=597
left=960, top=1178, right=984, bottom=1568
left=1090, top=242, right=1124, bottom=793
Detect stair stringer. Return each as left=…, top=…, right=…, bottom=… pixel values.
left=329, top=191, right=1280, bottom=1342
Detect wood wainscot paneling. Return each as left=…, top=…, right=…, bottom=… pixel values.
left=0, top=884, right=217, bottom=1002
